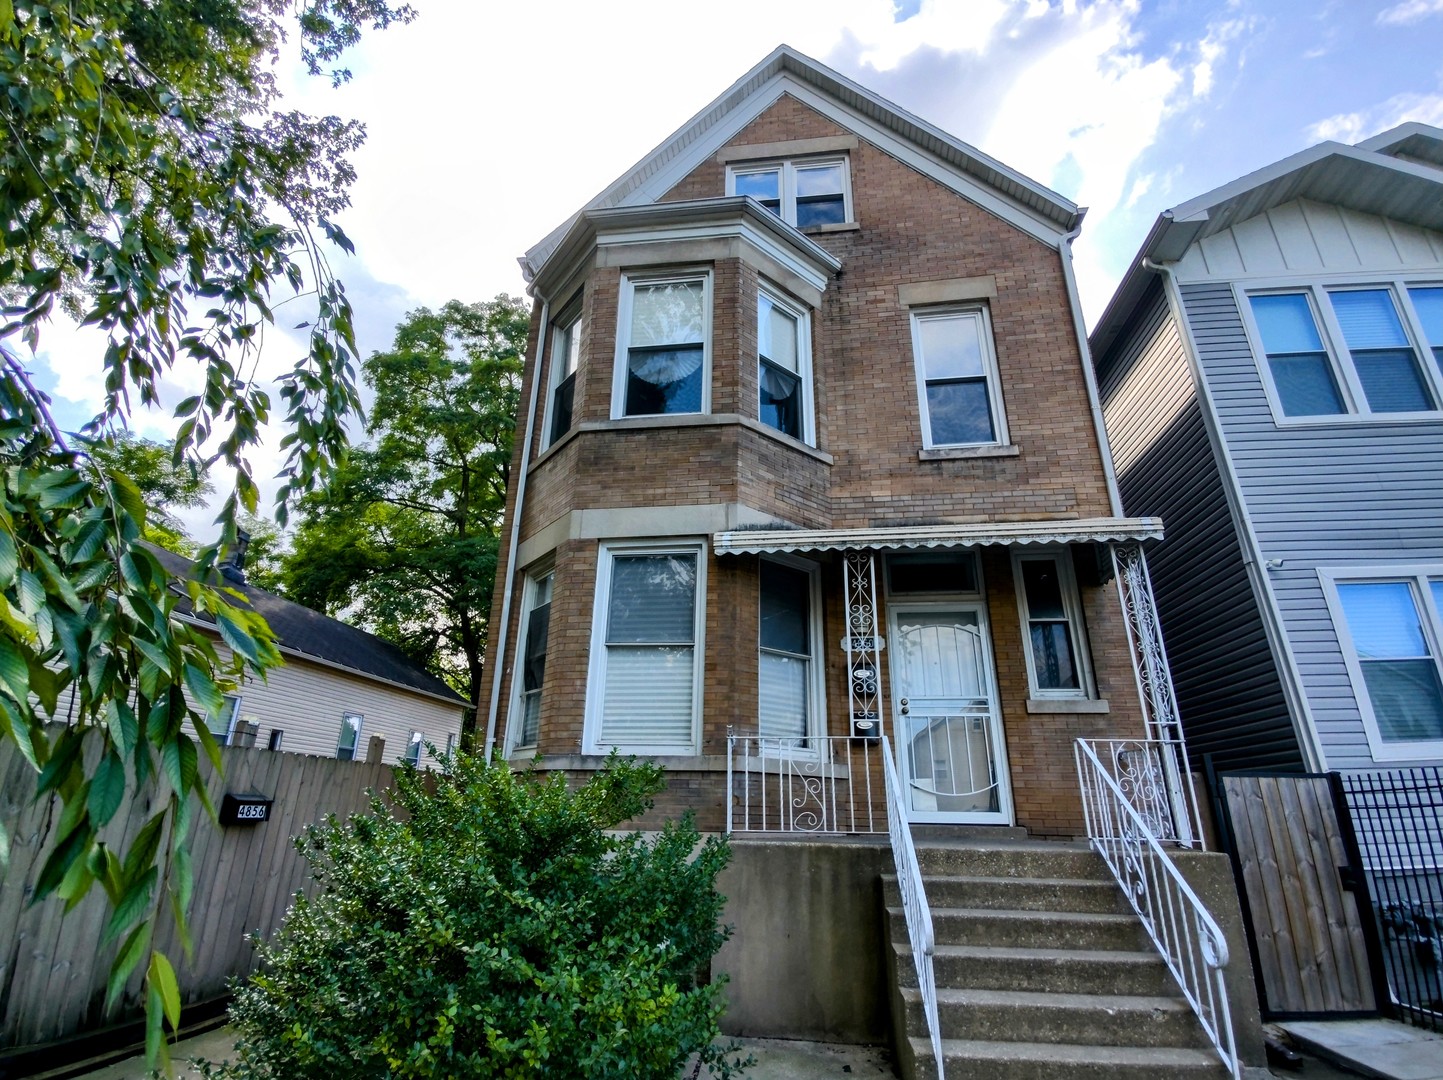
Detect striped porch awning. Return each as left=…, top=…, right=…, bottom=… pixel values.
left=712, top=516, right=1163, bottom=555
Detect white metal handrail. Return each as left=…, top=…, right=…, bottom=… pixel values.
left=1084, top=738, right=1205, bottom=847
left=882, top=735, right=945, bottom=1079
left=726, top=732, right=876, bottom=834
left=1075, top=738, right=1239, bottom=1079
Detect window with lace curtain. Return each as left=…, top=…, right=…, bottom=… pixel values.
left=757, top=286, right=813, bottom=444
left=613, top=273, right=710, bottom=418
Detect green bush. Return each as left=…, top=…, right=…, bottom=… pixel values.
left=206, top=753, right=747, bottom=1079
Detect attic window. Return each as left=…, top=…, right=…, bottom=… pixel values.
left=728, top=158, right=850, bottom=228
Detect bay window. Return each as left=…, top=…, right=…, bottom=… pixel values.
left=758, top=287, right=813, bottom=443
left=512, top=567, right=553, bottom=750
left=545, top=304, right=582, bottom=446
left=614, top=274, right=710, bottom=418
left=586, top=543, right=705, bottom=754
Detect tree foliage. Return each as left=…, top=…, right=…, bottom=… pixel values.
left=207, top=753, right=747, bottom=1080
left=281, top=297, right=528, bottom=736
left=0, top=0, right=410, bottom=1061
left=86, top=431, right=213, bottom=555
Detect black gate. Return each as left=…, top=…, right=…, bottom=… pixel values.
left=1335, top=767, right=1443, bottom=1032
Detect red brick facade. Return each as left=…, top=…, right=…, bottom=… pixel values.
left=485, top=91, right=1148, bottom=838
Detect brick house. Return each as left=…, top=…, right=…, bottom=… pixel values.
left=481, top=45, right=1183, bottom=842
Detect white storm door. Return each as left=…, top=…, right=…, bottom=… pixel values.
left=890, top=605, right=1012, bottom=824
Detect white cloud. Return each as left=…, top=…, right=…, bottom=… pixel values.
left=1377, top=0, right=1443, bottom=26
left=1308, top=90, right=1443, bottom=144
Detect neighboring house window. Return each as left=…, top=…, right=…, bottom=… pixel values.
left=1326, top=571, right=1443, bottom=757
left=404, top=730, right=423, bottom=766
left=206, top=694, right=242, bottom=746
left=586, top=542, right=705, bottom=754
left=1408, top=286, right=1443, bottom=377
left=614, top=273, right=709, bottom=418
left=266, top=730, right=284, bottom=751
left=336, top=712, right=363, bottom=761
left=545, top=303, right=583, bottom=446
left=512, top=567, right=554, bottom=750
left=1013, top=551, right=1091, bottom=698
left=444, top=732, right=457, bottom=758
left=1246, top=284, right=1443, bottom=419
left=728, top=158, right=850, bottom=227
left=757, top=287, right=813, bottom=443
left=758, top=558, right=822, bottom=744
left=910, top=306, right=1007, bottom=447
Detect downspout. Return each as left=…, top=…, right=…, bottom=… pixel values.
left=1058, top=221, right=1124, bottom=517
left=1142, top=256, right=1324, bottom=773
left=484, top=295, right=549, bottom=759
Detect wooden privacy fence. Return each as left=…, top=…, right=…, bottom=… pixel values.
left=0, top=732, right=395, bottom=1052
left=1213, top=772, right=1386, bottom=1019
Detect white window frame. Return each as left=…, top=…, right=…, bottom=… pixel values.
left=757, top=284, right=816, bottom=446
left=1011, top=547, right=1094, bottom=700
left=1318, top=565, right=1443, bottom=763
left=1238, top=277, right=1443, bottom=426
left=583, top=540, right=707, bottom=756
left=507, top=563, right=555, bottom=754
left=542, top=297, right=583, bottom=449
left=404, top=730, right=424, bottom=766
left=909, top=305, right=1008, bottom=449
left=337, top=712, right=363, bottom=761
left=611, top=270, right=712, bottom=419
left=757, top=554, right=827, bottom=753
left=725, top=156, right=853, bottom=228
left=206, top=693, right=243, bottom=746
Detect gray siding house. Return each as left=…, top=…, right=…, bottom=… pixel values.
left=1090, top=123, right=1443, bottom=774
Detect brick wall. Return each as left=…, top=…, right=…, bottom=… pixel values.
left=484, top=92, right=1145, bottom=839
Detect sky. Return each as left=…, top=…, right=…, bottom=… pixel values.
left=25, top=0, right=1443, bottom=534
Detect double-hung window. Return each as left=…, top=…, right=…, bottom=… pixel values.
left=728, top=159, right=850, bottom=228
left=1246, top=284, right=1443, bottom=420
left=758, top=558, right=822, bottom=744
left=1013, top=551, right=1091, bottom=698
left=205, top=693, right=242, bottom=747
left=757, top=288, right=813, bottom=443
left=404, top=730, right=424, bottom=766
left=586, top=543, right=705, bottom=754
left=336, top=712, right=363, bottom=761
left=545, top=304, right=582, bottom=446
left=1324, top=570, right=1443, bottom=758
left=911, top=306, right=1007, bottom=447
left=512, top=567, right=554, bottom=750
left=614, top=274, right=709, bottom=418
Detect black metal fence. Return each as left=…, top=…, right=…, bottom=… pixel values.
left=1337, top=767, right=1443, bottom=1032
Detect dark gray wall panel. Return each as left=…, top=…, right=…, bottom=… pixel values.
left=1095, top=279, right=1301, bottom=772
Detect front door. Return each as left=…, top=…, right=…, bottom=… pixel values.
left=890, top=605, right=1012, bottom=824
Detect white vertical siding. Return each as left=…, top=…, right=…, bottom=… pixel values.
left=1175, top=198, right=1443, bottom=280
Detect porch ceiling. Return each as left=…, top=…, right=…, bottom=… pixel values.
left=711, top=516, right=1164, bottom=555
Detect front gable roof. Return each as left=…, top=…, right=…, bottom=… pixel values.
left=1092, top=124, right=1443, bottom=358
left=521, top=44, right=1082, bottom=287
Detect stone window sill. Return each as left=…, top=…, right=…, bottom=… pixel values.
left=1025, top=698, right=1111, bottom=714
left=919, top=444, right=1021, bottom=461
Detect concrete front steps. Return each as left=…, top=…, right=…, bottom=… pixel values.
left=884, top=838, right=1231, bottom=1080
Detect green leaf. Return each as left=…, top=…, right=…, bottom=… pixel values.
left=0, top=528, right=16, bottom=585
left=89, top=751, right=127, bottom=826
left=31, top=819, right=91, bottom=904
left=161, top=734, right=197, bottom=797
left=102, top=866, right=158, bottom=947
left=122, top=811, right=167, bottom=885
left=214, top=608, right=262, bottom=665
left=145, top=982, right=169, bottom=1071
left=105, top=923, right=149, bottom=1012
left=182, top=663, right=224, bottom=716
left=0, top=818, right=10, bottom=881
left=148, top=950, right=181, bottom=1031
left=0, top=635, right=28, bottom=702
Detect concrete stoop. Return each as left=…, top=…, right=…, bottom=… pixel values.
left=883, top=839, right=1232, bottom=1080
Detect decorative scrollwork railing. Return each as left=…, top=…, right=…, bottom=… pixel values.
left=726, top=732, right=876, bottom=834
left=882, top=735, right=944, bottom=1080
left=1076, top=738, right=1239, bottom=1079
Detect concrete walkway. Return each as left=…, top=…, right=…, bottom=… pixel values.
left=1281, top=1019, right=1443, bottom=1080
left=67, top=1028, right=898, bottom=1079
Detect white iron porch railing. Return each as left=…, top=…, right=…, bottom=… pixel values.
left=726, top=732, right=878, bottom=834
left=1075, top=738, right=1240, bottom=1079
left=882, top=735, right=944, bottom=1080
left=1084, top=737, right=1205, bottom=846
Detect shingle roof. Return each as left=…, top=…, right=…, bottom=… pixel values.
left=151, top=546, right=466, bottom=705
